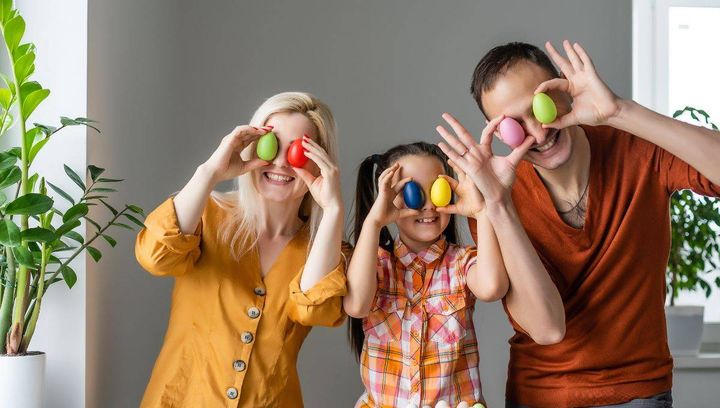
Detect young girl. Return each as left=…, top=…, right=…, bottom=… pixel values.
left=135, top=92, right=347, bottom=407
left=344, top=141, right=565, bottom=408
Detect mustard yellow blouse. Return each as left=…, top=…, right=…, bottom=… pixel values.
left=135, top=197, right=347, bottom=407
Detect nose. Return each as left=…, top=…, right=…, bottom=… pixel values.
left=523, top=118, right=550, bottom=146
left=271, top=141, right=290, bottom=167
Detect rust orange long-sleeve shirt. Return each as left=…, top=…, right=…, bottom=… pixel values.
left=471, top=125, right=719, bottom=407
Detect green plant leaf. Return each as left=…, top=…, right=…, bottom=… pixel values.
left=59, top=265, right=77, bottom=289
left=63, top=164, right=85, bottom=191
left=0, top=150, right=16, bottom=169
left=123, top=213, right=145, bottom=228
left=0, top=191, right=6, bottom=206
left=0, top=218, right=21, bottom=246
left=5, top=193, right=53, bottom=215
left=91, top=187, right=116, bottom=193
left=126, top=204, right=145, bottom=216
left=12, top=246, right=35, bottom=268
left=13, top=51, right=35, bottom=83
left=111, top=222, right=133, bottom=230
left=33, top=123, right=56, bottom=136
left=62, top=203, right=89, bottom=223
left=0, top=88, right=11, bottom=110
left=55, top=219, right=81, bottom=237
left=19, top=80, right=40, bottom=96
left=87, top=165, right=104, bottom=181
left=28, top=137, right=50, bottom=163
left=99, top=199, right=117, bottom=215
left=64, top=230, right=84, bottom=244
left=21, top=227, right=55, bottom=242
left=85, top=217, right=101, bottom=231
left=0, top=110, right=14, bottom=135
left=102, top=234, right=117, bottom=247
left=97, top=177, right=123, bottom=183
left=60, top=116, right=101, bottom=133
left=0, top=165, right=20, bottom=189
left=86, top=246, right=102, bottom=262
left=46, top=181, right=75, bottom=205
left=13, top=42, right=34, bottom=59
left=21, top=88, right=49, bottom=119
left=3, top=15, right=25, bottom=51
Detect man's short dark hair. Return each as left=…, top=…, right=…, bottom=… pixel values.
left=470, top=42, right=559, bottom=117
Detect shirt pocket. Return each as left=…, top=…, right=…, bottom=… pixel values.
left=424, top=293, right=469, bottom=343
left=363, top=294, right=403, bottom=343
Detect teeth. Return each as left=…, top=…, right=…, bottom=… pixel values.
left=266, top=173, right=293, bottom=182
left=534, top=133, right=558, bottom=152
left=416, top=217, right=437, bottom=224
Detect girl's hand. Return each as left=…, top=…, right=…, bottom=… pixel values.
left=203, top=125, right=272, bottom=183
left=436, top=113, right=534, bottom=204
left=294, top=135, right=343, bottom=211
left=436, top=160, right=486, bottom=218
left=535, top=40, right=621, bottom=129
left=367, top=163, right=420, bottom=227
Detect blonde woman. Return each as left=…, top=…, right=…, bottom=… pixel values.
left=135, top=92, right=347, bottom=407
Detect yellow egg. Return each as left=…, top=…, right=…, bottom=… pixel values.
left=430, top=177, right=452, bottom=207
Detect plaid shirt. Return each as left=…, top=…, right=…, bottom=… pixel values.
left=359, top=237, right=485, bottom=408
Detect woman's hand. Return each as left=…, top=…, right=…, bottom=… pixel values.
left=294, top=135, right=343, bottom=212
left=535, top=40, right=621, bottom=129
left=203, top=125, right=272, bottom=183
left=436, top=113, right=534, bottom=204
left=436, top=160, right=486, bottom=218
left=366, top=163, right=420, bottom=227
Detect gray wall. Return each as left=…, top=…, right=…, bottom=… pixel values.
left=87, top=1, right=633, bottom=407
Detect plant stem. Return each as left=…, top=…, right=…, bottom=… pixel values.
left=0, top=246, right=17, bottom=352
left=9, top=39, right=31, bottom=338
left=21, top=244, right=47, bottom=351
left=41, top=208, right=128, bottom=297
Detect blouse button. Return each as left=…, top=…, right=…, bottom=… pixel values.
left=233, top=359, right=246, bottom=372
left=241, top=331, right=254, bottom=344
left=254, top=287, right=266, bottom=296
left=226, top=387, right=238, bottom=399
left=248, top=307, right=261, bottom=319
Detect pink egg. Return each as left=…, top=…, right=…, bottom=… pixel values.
left=497, top=117, right=525, bottom=148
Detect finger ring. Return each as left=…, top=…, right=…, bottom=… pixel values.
left=460, top=150, right=468, bottom=157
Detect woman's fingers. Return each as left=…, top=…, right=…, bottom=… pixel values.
left=544, top=41, right=574, bottom=77
left=534, top=78, right=570, bottom=96
left=441, top=112, right=478, bottom=153
left=436, top=125, right=469, bottom=158
left=436, top=205, right=460, bottom=215
left=293, top=166, right=317, bottom=187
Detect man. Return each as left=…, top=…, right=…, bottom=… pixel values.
left=436, top=41, right=720, bottom=407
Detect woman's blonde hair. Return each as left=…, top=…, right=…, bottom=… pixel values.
left=213, top=92, right=339, bottom=260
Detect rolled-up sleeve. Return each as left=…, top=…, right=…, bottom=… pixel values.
left=135, top=197, right=202, bottom=277
left=287, top=253, right=348, bottom=327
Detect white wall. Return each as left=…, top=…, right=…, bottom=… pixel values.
left=10, top=1, right=88, bottom=407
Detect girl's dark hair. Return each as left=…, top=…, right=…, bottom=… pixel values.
left=348, top=141, right=460, bottom=359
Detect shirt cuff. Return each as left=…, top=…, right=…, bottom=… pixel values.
left=143, top=197, right=202, bottom=253
left=289, top=256, right=348, bottom=306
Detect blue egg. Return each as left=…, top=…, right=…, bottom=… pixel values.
left=403, top=181, right=424, bottom=209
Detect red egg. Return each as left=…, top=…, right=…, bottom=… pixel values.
left=287, top=139, right=308, bottom=167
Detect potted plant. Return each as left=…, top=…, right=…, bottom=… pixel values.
left=665, top=106, right=720, bottom=356
left=0, top=2, right=145, bottom=406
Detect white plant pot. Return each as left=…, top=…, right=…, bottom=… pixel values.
left=665, top=305, right=704, bottom=356
left=0, top=351, right=46, bottom=408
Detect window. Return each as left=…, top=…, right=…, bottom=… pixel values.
left=634, top=0, right=720, bottom=322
